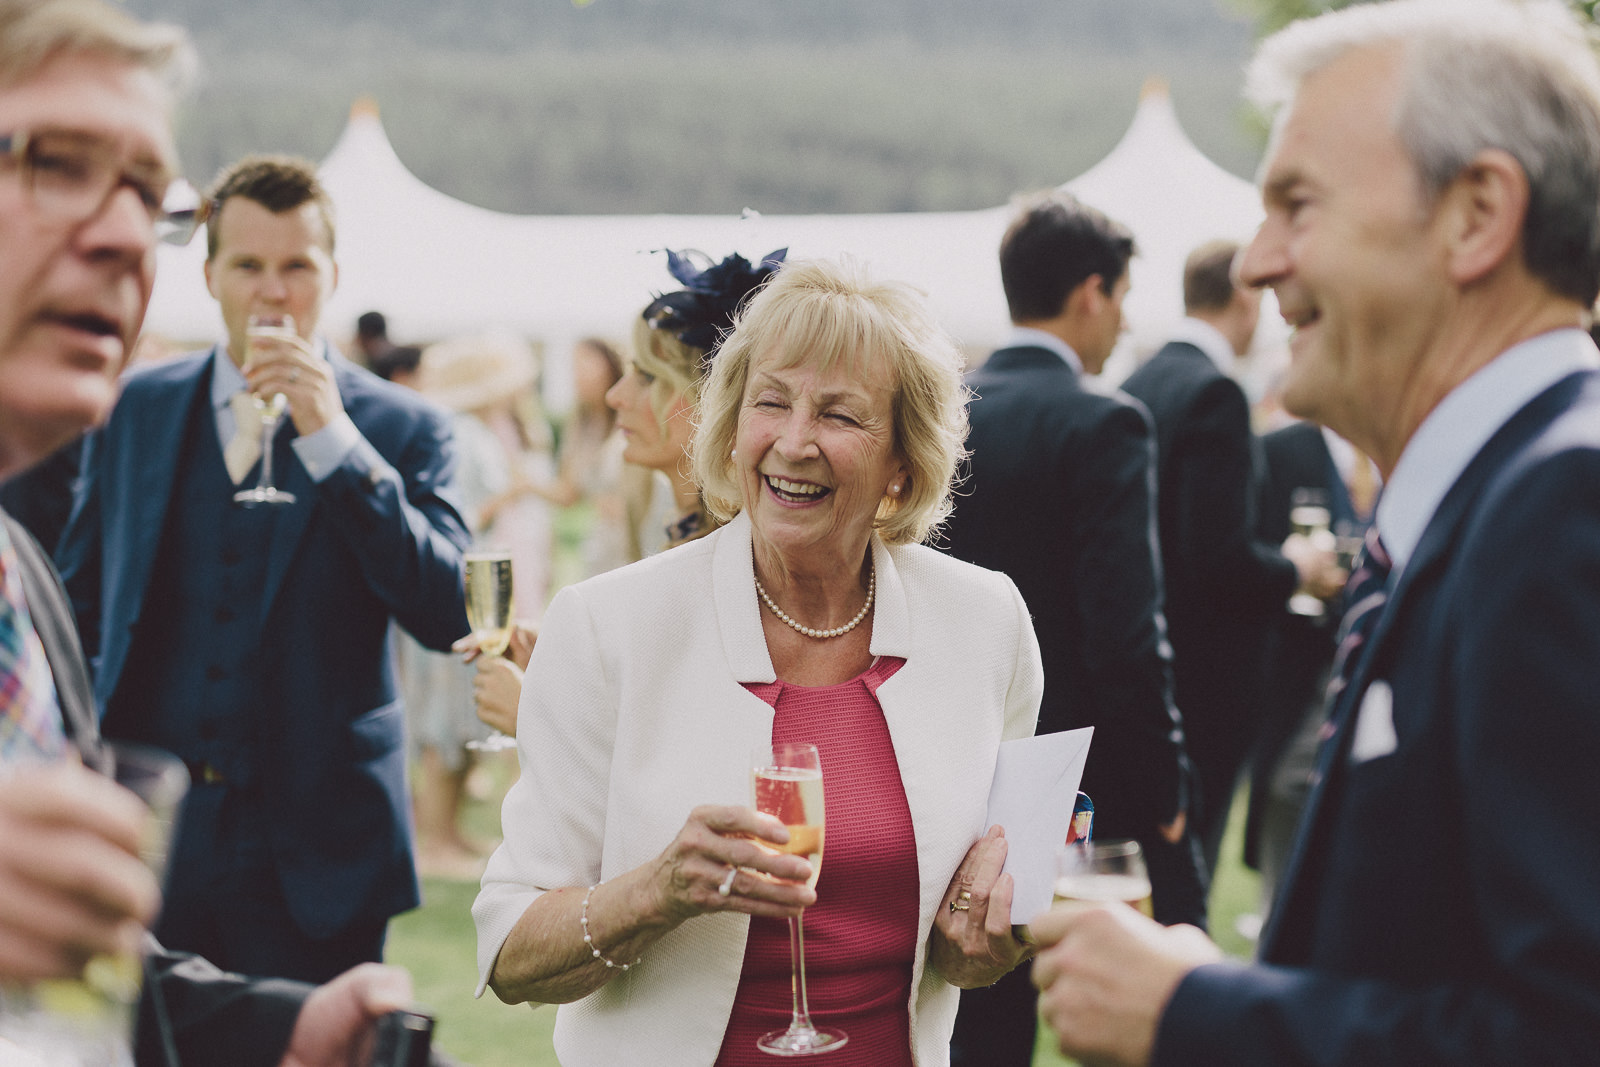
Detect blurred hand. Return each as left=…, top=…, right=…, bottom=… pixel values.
left=278, top=962, right=414, bottom=1067
left=472, top=657, right=523, bottom=737
left=455, top=620, right=538, bottom=671
left=1282, top=532, right=1347, bottom=600
left=1157, top=809, right=1187, bottom=844
left=1031, top=903, right=1223, bottom=1067
left=648, top=805, right=815, bottom=925
left=0, top=762, right=159, bottom=981
left=928, top=825, right=1033, bottom=988
left=244, top=329, right=343, bottom=438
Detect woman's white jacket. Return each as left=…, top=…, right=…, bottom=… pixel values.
left=474, top=511, right=1043, bottom=1066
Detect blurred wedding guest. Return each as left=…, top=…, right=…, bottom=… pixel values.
left=372, top=342, right=422, bottom=390
left=1035, top=3, right=1600, bottom=1065
left=350, top=308, right=393, bottom=368
left=538, top=337, right=638, bottom=576
left=941, top=191, right=1203, bottom=1067
left=0, top=2, right=441, bottom=1062
left=474, top=258, right=1042, bottom=1066
left=57, top=153, right=471, bottom=983
left=1243, top=423, right=1377, bottom=916
left=1120, top=238, right=1341, bottom=881
left=607, top=248, right=787, bottom=552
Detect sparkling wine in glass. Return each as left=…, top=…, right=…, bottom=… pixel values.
left=1288, top=488, right=1335, bottom=617
left=1052, top=838, right=1153, bottom=919
left=464, top=551, right=518, bottom=753
left=234, top=312, right=297, bottom=507
left=752, top=742, right=845, bottom=1057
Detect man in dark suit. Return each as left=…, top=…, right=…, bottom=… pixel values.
left=1244, top=421, right=1376, bottom=914
left=942, top=191, right=1203, bottom=1067
left=0, top=3, right=426, bottom=1062
left=1120, top=239, right=1339, bottom=880
left=58, top=155, right=470, bottom=983
left=1033, top=2, right=1600, bottom=1064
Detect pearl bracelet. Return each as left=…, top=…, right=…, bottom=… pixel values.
left=580, top=883, right=641, bottom=971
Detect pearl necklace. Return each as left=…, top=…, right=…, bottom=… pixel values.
left=754, top=565, right=875, bottom=639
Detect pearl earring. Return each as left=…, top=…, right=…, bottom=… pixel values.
left=731, top=449, right=737, bottom=459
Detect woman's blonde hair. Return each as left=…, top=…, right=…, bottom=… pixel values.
left=629, top=312, right=707, bottom=432
left=691, top=257, right=969, bottom=546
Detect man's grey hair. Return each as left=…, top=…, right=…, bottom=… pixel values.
left=0, top=0, right=195, bottom=99
left=1248, top=0, right=1600, bottom=307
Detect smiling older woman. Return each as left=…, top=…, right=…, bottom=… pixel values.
left=473, top=258, right=1043, bottom=1067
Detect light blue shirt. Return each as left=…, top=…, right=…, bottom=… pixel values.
left=1003, top=326, right=1083, bottom=376
left=1377, top=328, right=1600, bottom=575
left=210, top=340, right=361, bottom=482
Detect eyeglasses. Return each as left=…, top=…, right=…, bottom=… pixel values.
left=0, top=127, right=205, bottom=246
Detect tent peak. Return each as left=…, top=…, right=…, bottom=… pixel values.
left=1140, top=76, right=1170, bottom=102
left=350, top=95, right=380, bottom=120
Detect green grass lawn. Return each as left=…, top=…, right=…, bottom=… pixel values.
left=388, top=777, right=1262, bottom=1067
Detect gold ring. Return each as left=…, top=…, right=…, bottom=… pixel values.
left=949, top=897, right=971, bottom=913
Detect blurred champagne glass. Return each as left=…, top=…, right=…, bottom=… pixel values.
left=464, top=550, right=518, bottom=753
left=233, top=312, right=297, bottom=508
left=1052, top=838, right=1153, bottom=918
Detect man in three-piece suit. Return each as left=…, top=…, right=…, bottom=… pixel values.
left=942, top=191, right=1203, bottom=1067
left=57, top=155, right=471, bottom=983
left=1120, top=239, right=1339, bottom=881
left=1033, top=2, right=1600, bottom=1064
left=1244, top=421, right=1377, bottom=914
left=0, top=3, right=427, bottom=1062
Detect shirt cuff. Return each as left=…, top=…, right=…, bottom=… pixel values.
left=291, top=413, right=361, bottom=482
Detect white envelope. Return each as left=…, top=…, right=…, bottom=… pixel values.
left=982, top=727, right=1094, bottom=924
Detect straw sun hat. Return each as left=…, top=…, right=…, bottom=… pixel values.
left=419, top=330, right=538, bottom=412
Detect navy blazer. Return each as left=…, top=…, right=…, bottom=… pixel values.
left=942, top=344, right=1188, bottom=831
left=5, top=512, right=312, bottom=1067
left=56, top=347, right=471, bottom=939
left=1157, top=371, right=1600, bottom=1065
left=1122, top=342, right=1297, bottom=836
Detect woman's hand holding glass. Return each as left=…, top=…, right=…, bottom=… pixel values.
left=649, top=804, right=814, bottom=924
left=929, top=825, right=1035, bottom=989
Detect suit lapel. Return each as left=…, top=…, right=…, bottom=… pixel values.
left=1260, top=372, right=1589, bottom=960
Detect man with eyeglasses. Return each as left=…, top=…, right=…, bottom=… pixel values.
left=0, top=1, right=447, bottom=1063
left=56, top=98, right=471, bottom=989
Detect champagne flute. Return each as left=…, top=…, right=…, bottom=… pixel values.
left=234, top=312, right=297, bottom=507
left=1287, top=488, right=1335, bottom=617
left=751, top=742, right=845, bottom=1057
left=464, top=550, right=518, bottom=753
left=1052, top=838, right=1153, bottom=918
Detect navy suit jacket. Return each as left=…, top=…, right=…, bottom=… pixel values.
left=5, top=512, right=311, bottom=1067
left=1121, top=343, right=1297, bottom=817
left=1157, top=371, right=1600, bottom=1065
left=57, top=347, right=471, bottom=938
left=941, top=344, right=1188, bottom=831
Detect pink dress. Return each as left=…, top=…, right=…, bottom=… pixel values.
left=715, top=657, right=918, bottom=1067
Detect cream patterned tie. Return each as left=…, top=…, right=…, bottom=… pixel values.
left=224, top=390, right=264, bottom=485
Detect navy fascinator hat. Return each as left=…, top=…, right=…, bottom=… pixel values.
left=643, top=247, right=788, bottom=356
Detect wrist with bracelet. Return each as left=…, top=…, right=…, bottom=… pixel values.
left=580, top=881, right=642, bottom=971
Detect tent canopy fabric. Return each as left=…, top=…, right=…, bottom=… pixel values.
left=144, top=83, right=1267, bottom=390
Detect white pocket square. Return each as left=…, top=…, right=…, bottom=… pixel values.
left=1349, top=680, right=1398, bottom=763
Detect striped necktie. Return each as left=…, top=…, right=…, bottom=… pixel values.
left=0, top=523, right=67, bottom=762
left=1324, top=525, right=1392, bottom=711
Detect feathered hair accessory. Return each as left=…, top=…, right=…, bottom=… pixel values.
left=643, top=247, right=788, bottom=356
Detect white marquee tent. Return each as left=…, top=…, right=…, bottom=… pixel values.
left=143, top=81, right=1269, bottom=403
